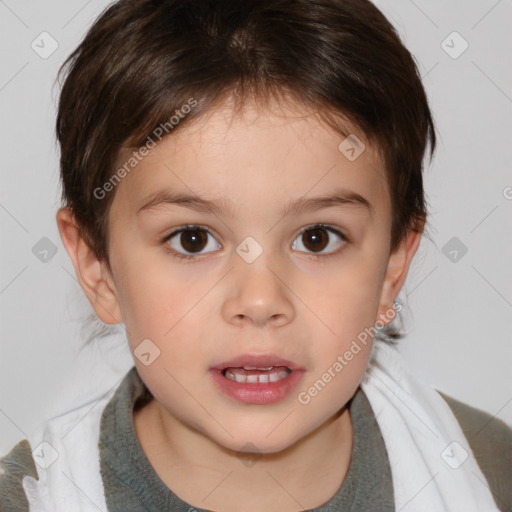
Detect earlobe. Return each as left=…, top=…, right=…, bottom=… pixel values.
left=376, top=227, right=423, bottom=326
left=56, top=207, right=123, bottom=325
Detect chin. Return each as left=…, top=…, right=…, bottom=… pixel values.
left=211, top=427, right=303, bottom=457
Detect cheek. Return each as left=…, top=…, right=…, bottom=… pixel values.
left=300, top=251, right=386, bottom=387
left=111, top=250, right=191, bottom=343
left=299, top=304, right=375, bottom=417
left=309, top=258, right=385, bottom=339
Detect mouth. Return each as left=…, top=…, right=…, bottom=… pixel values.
left=209, top=354, right=305, bottom=404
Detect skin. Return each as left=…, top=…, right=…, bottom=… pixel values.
left=57, top=95, right=422, bottom=512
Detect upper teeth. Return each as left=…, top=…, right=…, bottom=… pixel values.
left=224, top=367, right=291, bottom=384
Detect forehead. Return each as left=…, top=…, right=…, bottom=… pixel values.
left=112, top=96, right=390, bottom=220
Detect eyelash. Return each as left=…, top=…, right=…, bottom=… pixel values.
left=161, top=224, right=349, bottom=263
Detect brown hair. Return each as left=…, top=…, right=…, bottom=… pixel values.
left=55, top=0, right=436, bottom=344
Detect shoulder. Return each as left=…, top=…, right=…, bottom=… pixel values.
left=0, top=382, right=121, bottom=512
left=438, top=390, right=512, bottom=449
left=0, top=371, right=133, bottom=512
left=0, top=439, right=38, bottom=512
left=437, top=390, right=512, bottom=512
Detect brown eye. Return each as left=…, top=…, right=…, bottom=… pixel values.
left=301, top=227, right=328, bottom=252
left=167, top=226, right=220, bottom=256
left=179, top=229, right=208, bottom=252
left=292, top=225, right=347, bottom=256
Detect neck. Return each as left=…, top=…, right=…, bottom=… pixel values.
left=134, top=399, right=353, bottom=512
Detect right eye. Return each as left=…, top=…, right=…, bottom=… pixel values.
left=164, top=225, right=221, bottom=260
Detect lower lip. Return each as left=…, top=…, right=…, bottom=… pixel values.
left=209, top=368, right=305, bottom=404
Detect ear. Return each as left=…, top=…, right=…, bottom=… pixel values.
left=56, top=207, right=122, bottom=324
left=375, top=225, right=423, bottom=326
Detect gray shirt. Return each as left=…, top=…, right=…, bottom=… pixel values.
left=98, top=367, right=394, bottom=511
left=1, top=366, right=511, bottom=511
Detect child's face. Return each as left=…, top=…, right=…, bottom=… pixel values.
left=72, top=96, right=419, bottom=454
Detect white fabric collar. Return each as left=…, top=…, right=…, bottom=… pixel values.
left=360, top=341, right=500, bottom=512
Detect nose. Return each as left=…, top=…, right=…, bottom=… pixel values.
left=221, top=254, right=295, bottom=328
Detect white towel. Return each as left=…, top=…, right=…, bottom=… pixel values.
left=22, top=385, right=113, bottom=512
left=21, top=341, right=501, bottom=511
left=360, top=340, right=501, bottom=512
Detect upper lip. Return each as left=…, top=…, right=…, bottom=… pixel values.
left=211, top=354, right=304, bottom=371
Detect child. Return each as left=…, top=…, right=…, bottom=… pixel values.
left=1, top=0, right=511, bottom=510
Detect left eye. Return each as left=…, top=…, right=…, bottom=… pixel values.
left=291, top=225, right=347, bottom=255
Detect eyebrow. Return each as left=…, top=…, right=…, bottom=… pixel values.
left=136, top=188, right=373, bottom=217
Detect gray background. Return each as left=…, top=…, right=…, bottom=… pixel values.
left=1, top=0, right=511, bottom=456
